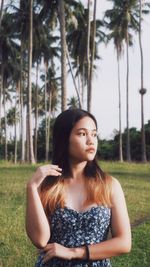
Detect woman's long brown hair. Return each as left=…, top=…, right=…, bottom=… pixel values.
left=40, top=109, right=112, bottom=216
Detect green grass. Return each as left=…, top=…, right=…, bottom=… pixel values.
left=112, top=222, right=150, bottom=267
left=0, top=161, right=150, bottom=267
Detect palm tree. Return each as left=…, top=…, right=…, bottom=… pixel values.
left=88, top=0, right=97, bottom=113
left=19, top=0, right=28, bottom=163
left=40, top=63, right=60, bottom=161
left=104, top=2, right=130, bottom=162
left=104, top=4, right=126, bottom=162
left=30, top=1, right=61, bottom=161
left=105, top=27, right=124, bottom=161
left=116, top=0, right=149, bottom=161
left=0, top=0, right=4, bottom=28
left=36, top=0, right=86, bottom=111
left=138, top=0, right=148, bottom=162
left=13, top=0, right=32, bottom=162
left=86, top=0, right=91, bottom=111
left=27, top=0, right=35, bottom=163
left=58, top=0, right=67, bottom=111
left=118, top=1, right=134, bottom=162
left=105, top=0, right=140, bottom=161
left=66, top=2, right=86, bottom=106
left=66, top=48, right=82, bottom=108
left=46, top=65, right=60, bottom=161
left=67, top=96, right=79, bottom=109
left=7, top=104, right=20, bottom=163
left=67, top=3, right=104, bottom=109
left=3, top=76, right=8, bottom=160
left=0, top=75, right=2, bottom=144
left=9, top=59, right=22, bottom=163
left=0, top=11, right=19, bottom=160
left=12, top=0, right=43, bottom=162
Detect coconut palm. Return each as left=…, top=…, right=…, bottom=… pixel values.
left=67, top=4, right=104, bottom=109
left=0, top=0, right=4, bottom=28
left=86, top=0, right=91, bottom=111
left=9, top=0, right=30, bottom=162
left=0, top=11, right=20, bottom=160
left=7, top=104, right=20, bottom=163
left=31, top=82, right=44, bottom=161
left=36, top=0, right=86, bottom=111
left=106, top=29, right=124, bottom=161
left=40, top=63, right=60, bottom=161
left=138, top=0, right=150, bottom=162
left=88, top=0, right=97, bottom=113
left=57, top=0, right=67, bottom=111
left=27, top=0, right=35, bottom=163
left=8, top=58, right=22, bottom=163
left=66, top=49, right=82, bottom=108
left=32, top=18, right=60, bottom=161
left=105, top=0, right=140, bottom=161
left=67, top=96, right=79, bottom=109
left=104, top=7, right=126, bottom=161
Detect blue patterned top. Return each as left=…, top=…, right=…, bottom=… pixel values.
left=35, top=206, right=112, bottom=267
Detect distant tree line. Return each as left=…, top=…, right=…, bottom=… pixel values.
left=0, top=118, right=150, bottom=162
left=98, top=120, right=150, bottom=161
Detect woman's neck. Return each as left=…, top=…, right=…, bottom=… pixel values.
left=69, top=161, right=87, bottom=180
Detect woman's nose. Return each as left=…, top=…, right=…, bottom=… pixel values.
left=86, top=134, right=94, bottom=144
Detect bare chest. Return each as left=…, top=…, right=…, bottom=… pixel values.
left=64, top=182, right=97, bottom=212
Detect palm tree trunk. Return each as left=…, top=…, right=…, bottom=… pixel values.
left=3, top=83, right=7, bottom=161
left=77, top=57, right=81, bottom=100
left=26, top=111, right=29, bottom=162
left=46, top=90, right=52, bottom=161
left=34, top=62, right=39, bottom=162
left=0, top=70, right=2, bottom=144
left=139, top=0, right=147, bottom=162
left=44, top=61, right=48, bottom=161
left=0, top=0, right=4, bottom=28
left=126, top=37, right=131, bottom=162
left=58, top=0, right=67, bottom=111
left=117, top=51, right=123, bottom=162
left=88, top=0, right=97, bottom=113
left=20, top=41, right=25, bottom=162
left=87, top=0, right=91, bottom=111
left=66, top=49, right=82, bottom=108
left=14, top=82, right=19, bottom=164
left=27, top=0, right=35, bottom=163
left=81, top=65, right=85, bottom=107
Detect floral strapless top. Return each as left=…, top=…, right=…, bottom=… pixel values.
left=35, top=206, right=112, bottom=267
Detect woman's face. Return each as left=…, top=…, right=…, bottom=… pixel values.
left=69, top=116, right=98, bottom=163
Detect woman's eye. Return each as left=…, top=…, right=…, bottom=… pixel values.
left=78, top=132, right=86, bottom=136
left=93, top=133, right=98, bottom=137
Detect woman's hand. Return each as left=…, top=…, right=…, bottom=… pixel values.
left=27, top=164, right=62, bottom=189
left=41, top=243, right=74, bottom=262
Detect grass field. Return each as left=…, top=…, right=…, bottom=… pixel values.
left=0, top=161, right=150, bottom=267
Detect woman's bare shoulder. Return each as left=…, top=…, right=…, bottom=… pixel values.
left=110, top=176, right=125, bottom=201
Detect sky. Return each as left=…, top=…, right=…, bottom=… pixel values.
left=73, top=0, right=150, bottom=140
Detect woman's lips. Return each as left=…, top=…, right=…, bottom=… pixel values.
left=86, top=148, right=95, bottom=153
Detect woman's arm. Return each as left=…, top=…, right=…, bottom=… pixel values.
left=26, top=165, right=62, bottom=249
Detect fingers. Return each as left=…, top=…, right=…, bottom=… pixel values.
left=49, top=165, right=62, bottom=175
left=41, top=244, right=55, bottom=263
left=49, top=164, right=62, bottom=171
left=29, top=164, right=63, bottom=189
left=38, top=164, right=62, bottom=178
left=40, top=243, right=69, bottom=262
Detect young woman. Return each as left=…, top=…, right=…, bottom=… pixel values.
left=26, top=109, right=131, bottom=267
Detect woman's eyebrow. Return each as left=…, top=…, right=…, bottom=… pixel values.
left=76, top=128, right=97, bottom=132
